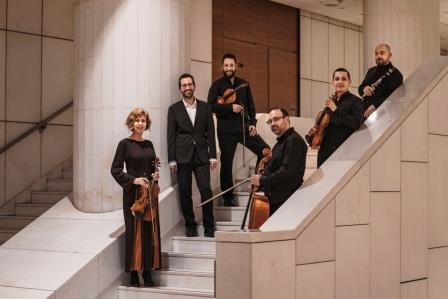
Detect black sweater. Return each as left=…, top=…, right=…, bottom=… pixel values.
left=358, top=62, right=403, bottom=111
left=260, top=128, right=307, bottom=206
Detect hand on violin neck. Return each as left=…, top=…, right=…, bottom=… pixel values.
left=325, top=99, right=337, bottom=112
left=133, top=177, right=149, bottom=188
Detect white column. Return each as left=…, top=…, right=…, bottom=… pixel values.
left=73, top=0, right=191, bottom=212
left=363, top=0, right=439, bottom=78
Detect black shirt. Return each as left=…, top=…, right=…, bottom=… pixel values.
left=318, top=91, right=364, bottom=166
left=259, top=127, right=307, bottom=206
left=207, top=76, right=256, bottom=134
left=358, top=62, right=403, bottom=111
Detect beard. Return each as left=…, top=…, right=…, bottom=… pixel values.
left=223, top=70, right=235, bottom=79
left=182, top=89, right=194, bottom=99
left=376, top=58, right=389, bottom=66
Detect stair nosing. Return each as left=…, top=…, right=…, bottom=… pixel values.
left=156, top=269, right=214, bottom=277
left=172, top=236, right=216, bottom=242
left=162, top=251, right=215, bottom=259
left=118, top=285, right=214, bottom=296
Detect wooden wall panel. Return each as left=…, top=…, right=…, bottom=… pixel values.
left=269, top=49, right=298, bottom=115
left=212, top=0, right=298, bottom=115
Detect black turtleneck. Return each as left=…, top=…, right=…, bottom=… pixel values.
left=358, top=62, right=403, bottom=111
left=259, top=127, right=308, bottom=207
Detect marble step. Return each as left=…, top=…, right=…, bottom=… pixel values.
left=15, top=203, right=52, bottom=217
left=162, top=251, right=215, bottom=272
left=31, top=191, right=68, bottom=204
left=0, top=229, right=18, bottom=244
left=153, top=269, right=214, bottom=291
left=213, top=206, right=246, bottom=222
left=47, top=179, right=73, bottom=192
left=172, top=236, right=216, bottom=254
left=118, top=286, right=214, bottom=299
left=0, top=216, right=36, bottom=230
left=199, top=221, right=241, bottom=233
left=62, top=170, right=73, bottom=179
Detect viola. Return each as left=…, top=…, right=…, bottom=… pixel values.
left=305, top=94, right=337, bottom=148
left=216, top=82, right=249, bottom=105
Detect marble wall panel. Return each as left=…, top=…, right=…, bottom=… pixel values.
left=335, top=162, right=370, bottom=225
left=428, top=70, right=448, bottom=135
left=190, top=60, right=212, bottom=102
left=401, top=279, right=428, bottom=299
left=300, top=16, right=312, bottom=79
left=296, top=261, right=335, bottom=299
left=252, top=240, right=295, bottom=299
left=311, top=81, right=330, bottom=118
left=428, top=247, right=448, bottom=299
left=401, top=98, right=428, bottom=162
left=335, top=225, right=370, bottom=299
left=41, top=125, right=73, bottom=175
left=311, top=19, right=329, bottom=82
left=401, top=162, right=428, bottom=281
left=7, top=0, right=42, bottom=35
left=328, top=24, right=344, bottom=82
left=43, top=0, right=76, bottom=39
left=42, top=37, right=74, bottom=120
left=344, top=28, right=361, bottom=87
left=370, top=192, right=400, bottom=299
left=190, top=0, right=212, bottom=62
left=300, top=79, right=312, bottom=117
left=5, top=124, right=40, bottom=200
left=428, top=134, right=448, bottom=248
left=6, top=32, right=41, bottom=122
left=296, top=200, right=335, bottom=265
left=370, top=129, right=401, bottom=191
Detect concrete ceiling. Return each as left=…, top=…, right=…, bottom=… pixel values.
left=273, top=0, right=448, bottom=51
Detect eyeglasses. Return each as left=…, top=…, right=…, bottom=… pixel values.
left=266, top=116, right=285, bottom=125
left=180, top=83, right=194, bottom=88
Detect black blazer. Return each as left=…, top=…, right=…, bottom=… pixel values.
left=167, top=99, right=217, bottom=164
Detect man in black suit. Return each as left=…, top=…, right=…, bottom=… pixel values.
left=167, top=73, right=217, bottom=238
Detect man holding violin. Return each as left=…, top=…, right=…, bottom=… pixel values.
left=208, top=53, right=270, bottom=207
left=316, top=68, right=364, bottom=167
left=250, top=107, right=307, bottom=215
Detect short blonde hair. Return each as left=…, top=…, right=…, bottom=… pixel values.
left=125, top=108, right=151, bottom=131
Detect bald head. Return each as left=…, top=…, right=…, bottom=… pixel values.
left=375, top=44, right=392, bottom=66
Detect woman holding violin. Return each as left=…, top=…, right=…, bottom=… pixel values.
left=111, top=108, right=161, bottom=287
left=250, top=107, right=307, bottom=216
left=313, top=68, right=364, bottom=167
left=208, top=53, right=270, bottom=207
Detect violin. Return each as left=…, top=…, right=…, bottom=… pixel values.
left=305, top=94, right=337, bottom=148
left=216, top=82, right=249, bottom=104
left=241, top=148, right=272, bottom=230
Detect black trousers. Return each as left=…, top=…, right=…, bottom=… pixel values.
left=177, top=151, right=214, bottom=229
left=218, top=130, right=269, bottom=201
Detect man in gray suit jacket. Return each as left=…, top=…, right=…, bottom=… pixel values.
left=167, top=73, right=217, bottom=237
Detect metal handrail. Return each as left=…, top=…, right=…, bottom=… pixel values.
left=0, top=101, right=73, bottom=154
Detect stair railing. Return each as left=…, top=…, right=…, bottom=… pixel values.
left=0, top=101, right=73, bottom=154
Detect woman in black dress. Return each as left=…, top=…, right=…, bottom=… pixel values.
left=111, top=108, right=161, bottom=287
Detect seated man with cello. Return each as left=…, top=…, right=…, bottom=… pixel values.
left=250, top=107, right=308, bottom=215
left=309, top=67, right=364, bottom=167
left=208, top=53, right=270, bottom=207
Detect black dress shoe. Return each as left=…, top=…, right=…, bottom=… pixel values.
left=142, top=270, right=156, bottom=287
left=223, top=198, right=236, bottom=207
left=204, top=227, right=215, bottom=238
left=130, top=271, right=140, bottom=287
left=186, top=227, right=199, bottom=237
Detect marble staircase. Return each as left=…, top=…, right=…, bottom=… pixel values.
left=0, top=167, right=73, bottom=245
left=117, top=148, right=318, bottom=299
